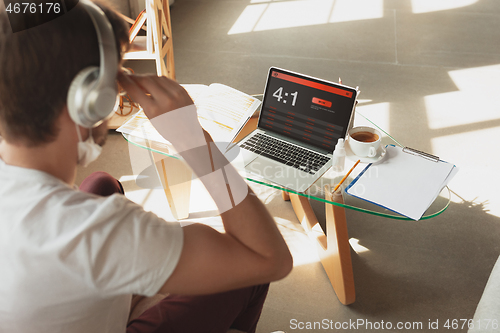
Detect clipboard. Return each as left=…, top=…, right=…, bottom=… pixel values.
left=345, top=145, right=458, bottom=220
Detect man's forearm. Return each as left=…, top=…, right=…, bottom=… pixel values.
left=149, top=105, right=247, bottom=213
left=150, top=106, right=289, bottom=261
left=119, top=74, right=293, bottom=289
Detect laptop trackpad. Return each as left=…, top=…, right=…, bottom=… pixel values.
left=225, top=145, right=258, bottom=167
left=246, top=156, right=311, bottom=190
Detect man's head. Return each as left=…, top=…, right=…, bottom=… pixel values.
left=0, top=0, right=129, bottom=147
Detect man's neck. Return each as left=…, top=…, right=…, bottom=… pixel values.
left=0, top=111, right=79, bottom=185
left=0, top=141, right=77, bottom=184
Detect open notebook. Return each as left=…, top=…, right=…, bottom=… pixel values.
left=116, top=83, right=261, bottom=153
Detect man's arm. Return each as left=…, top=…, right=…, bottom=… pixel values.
left=119, top=74, right=293, bottom=295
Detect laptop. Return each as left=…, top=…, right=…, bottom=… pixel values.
left=225, top=67, right=358, bottom=192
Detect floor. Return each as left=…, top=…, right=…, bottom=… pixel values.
left=77, top=0, right=500, bottom=331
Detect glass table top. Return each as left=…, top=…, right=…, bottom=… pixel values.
left=121, top=109, right=450, bottom=221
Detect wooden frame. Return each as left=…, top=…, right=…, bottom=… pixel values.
left=128, top=10, right=147, bottom=43
left=284, top=190, right=355, bottom=305
left=152, top=151, right=192, bottom=220
left=111, top=0, right=176, bottom=129
left=123, top=0, right=175, bottom=79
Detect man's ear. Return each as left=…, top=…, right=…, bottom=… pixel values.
left=61, top=106, right=90, bottom=142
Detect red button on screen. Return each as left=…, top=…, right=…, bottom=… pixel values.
left=312, top=97, right=332, bottom=108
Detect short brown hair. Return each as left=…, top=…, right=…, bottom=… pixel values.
left=0, top=1, right=129, bottom=146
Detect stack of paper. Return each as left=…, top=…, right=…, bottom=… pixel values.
left=345, top=145, right=458, bottom=220
left=116, top=83, right=261, bottom=152
left=187, top=84, right=261, bottom=151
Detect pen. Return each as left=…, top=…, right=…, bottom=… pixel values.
left=332, top=159, right=360, bottom=193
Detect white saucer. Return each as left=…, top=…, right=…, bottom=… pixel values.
left=345, top=141, right=387, bottom=164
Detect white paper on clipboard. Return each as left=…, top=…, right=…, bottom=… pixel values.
left=345, top=145, right=458, bottom=220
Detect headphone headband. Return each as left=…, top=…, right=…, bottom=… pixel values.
left=67, top=0, right=119, bottom=128
left=81, top=0, right=118, bottom=89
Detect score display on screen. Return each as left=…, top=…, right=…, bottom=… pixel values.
left=259, top=70, right=356, bottom=152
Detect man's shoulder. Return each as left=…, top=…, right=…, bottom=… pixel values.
left=50, top=187, right=153, bottom=227
left=0, top=169, right=151, bottom=231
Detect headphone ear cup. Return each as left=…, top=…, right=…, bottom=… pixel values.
left=67, top=66, right=117, bottom=128
left=67, top=66, right=100, bottom=128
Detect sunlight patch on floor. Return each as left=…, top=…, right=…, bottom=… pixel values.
left=431, top=127, right=500, bottom=218
left=228, top=3, right=269, bottom=35
left=425, top=64, right=500, bottom=130
left=349, top=238, right=370, bottom=254
left=424, top=64, right=500, bottom=217
left=119, top=175, right=139, bottom=182
left=355, top=102, right=391, bottom=134
left=229, top=0, right=384, bottom=34
left=189, top=179, right=218, bottom=214
left=329, top=0, right=383, bottom=23
left=125, top=188, right=177, bottom=221
left=411, top=0, right=478, bottom=14
left=275, top=217, right=321, bottom=267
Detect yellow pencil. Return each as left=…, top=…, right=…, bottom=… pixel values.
left=333, top=159, right=360, bottom=193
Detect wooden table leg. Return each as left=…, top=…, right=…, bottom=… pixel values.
left=152, top=151, right=192, bottom=220
left=282, top=190, right=290, bottom=201
left=286, top=190, right=355, bottom=305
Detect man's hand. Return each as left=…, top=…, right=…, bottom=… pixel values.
left=118, top=72, right=206, bottom=154
left=117, top=73, right=193, bottom=119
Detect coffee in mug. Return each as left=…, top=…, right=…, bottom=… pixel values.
left=350, top=131, right=379, bottom=143
left=348, top=126, right=382, bottom=158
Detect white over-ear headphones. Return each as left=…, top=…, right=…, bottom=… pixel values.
left=67, top=0, right=118, bottom=128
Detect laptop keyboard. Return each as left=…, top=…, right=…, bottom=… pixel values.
left=240, top=133, right=330, bottom=175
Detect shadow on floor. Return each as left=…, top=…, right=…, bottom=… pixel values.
left=259, top=193, right=500, bottom=332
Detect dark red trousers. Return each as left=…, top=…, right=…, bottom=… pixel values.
left=80, top=172, right=269, bottom=333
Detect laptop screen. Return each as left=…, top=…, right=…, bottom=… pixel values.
left=258, top=68, right=358, bottom=152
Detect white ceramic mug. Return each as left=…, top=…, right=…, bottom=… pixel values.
left=348, top=126, right=382, bottom=158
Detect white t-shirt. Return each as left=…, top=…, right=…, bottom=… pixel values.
left=0, top=158, right=184, bottom=333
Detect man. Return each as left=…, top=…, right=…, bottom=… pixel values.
left=0, top=1, right=292, bottom=332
